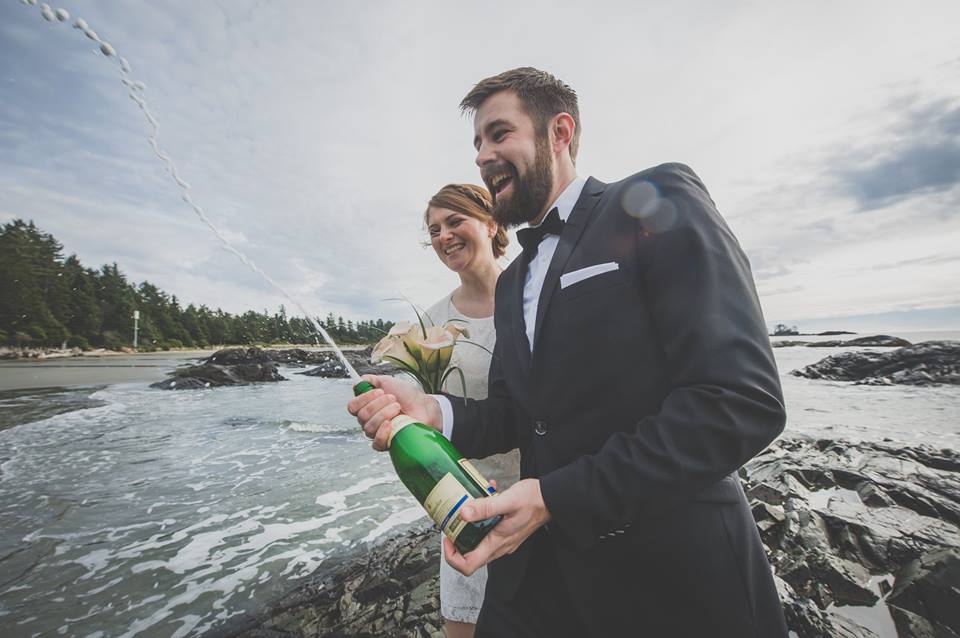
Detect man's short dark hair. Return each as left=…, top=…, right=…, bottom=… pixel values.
left=460, top=67, right=581, bottom=162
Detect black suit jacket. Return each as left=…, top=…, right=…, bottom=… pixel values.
left=449, top=164, right=787, bottom=637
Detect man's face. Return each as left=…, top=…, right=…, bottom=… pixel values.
left=473, top=91, right=554, bottom=228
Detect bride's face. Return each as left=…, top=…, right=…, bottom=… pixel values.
left=426, top=206, right=496, bottom=274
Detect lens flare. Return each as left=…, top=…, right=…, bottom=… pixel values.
left=620, top=179, right=677, bottom=234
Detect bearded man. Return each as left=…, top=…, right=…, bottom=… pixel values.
left=349, top=67, right=788, bottom=638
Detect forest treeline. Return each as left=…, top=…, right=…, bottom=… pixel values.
left=0, top=219, right=394, bottom=350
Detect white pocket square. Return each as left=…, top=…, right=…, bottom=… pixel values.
left=560, top=262, right=620, bottom=289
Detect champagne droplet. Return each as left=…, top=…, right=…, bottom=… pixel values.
left=73, top=17, right=88, bottom=30
left=41, top=4, right=54, bottom=21
left=55, top=8, right=68, bottom=21
left=119, top=57, right=131, bottom=73
left=84, top=28, right=99, bottom=41
left=100, top=42, right=115, bottom=57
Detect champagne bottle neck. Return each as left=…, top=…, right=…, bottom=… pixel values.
left=353, top=381, right=417, bottom=447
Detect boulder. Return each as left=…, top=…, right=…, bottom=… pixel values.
left=844, top=335, right=913, bottom=348
left=792, top=341, right=960, bottom=385
left=151, top=347, right=286, bottom=389
left=887, top=549, right=960, bottom=636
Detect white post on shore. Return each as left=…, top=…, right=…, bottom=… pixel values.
left=133, top=310, right=139, bottom=349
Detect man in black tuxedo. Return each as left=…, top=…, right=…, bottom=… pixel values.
left=349, top=67, right=787, bottom=637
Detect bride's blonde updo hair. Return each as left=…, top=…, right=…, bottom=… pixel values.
left=425, top=184, right=509, bottom=258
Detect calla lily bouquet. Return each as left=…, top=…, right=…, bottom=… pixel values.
left=370, top=309, right=471, bottom=395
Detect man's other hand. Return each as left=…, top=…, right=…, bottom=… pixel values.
left=442, top=478, right=551, bottom=576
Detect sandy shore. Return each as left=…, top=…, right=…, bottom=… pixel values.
left=0, top=351, right=216, bottom=391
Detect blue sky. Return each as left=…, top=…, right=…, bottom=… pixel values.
left=2, top=0, right=959, bottom=332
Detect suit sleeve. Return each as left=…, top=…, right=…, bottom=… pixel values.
left=447, top=317, right=520, bottom=459
left=538, top=164, right=786, bottom=549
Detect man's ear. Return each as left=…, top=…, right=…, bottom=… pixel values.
left=551, top=113, right=576, bottom=156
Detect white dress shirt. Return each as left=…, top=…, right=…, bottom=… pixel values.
left=436, top=176, right=589, bottom=439
left=521, top=175, right=587, bottom=352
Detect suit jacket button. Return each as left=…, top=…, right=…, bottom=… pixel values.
left=534, top=420, right=547, bottom=435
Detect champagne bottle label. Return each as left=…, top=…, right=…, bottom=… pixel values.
left=388, top=415, right=418, bottom=447
left=459, top=459, right=496, bottom=494
left=424, top=473, right=472, bottom=542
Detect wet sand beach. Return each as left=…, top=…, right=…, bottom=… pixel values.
left=0, top=345, right=365, bottom=393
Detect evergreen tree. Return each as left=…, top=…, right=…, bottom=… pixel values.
left=182, top=304, right=209, bottom=348
left=97, top=263, right=137, bottom=347
left=62, top=255, right=101, bottom=346
left=0, top=220, right=69, bottom=345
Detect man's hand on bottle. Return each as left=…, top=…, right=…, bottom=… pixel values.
left=442, top=478, right=551, bottom=577
left=347, top=375, right=442, bottom=450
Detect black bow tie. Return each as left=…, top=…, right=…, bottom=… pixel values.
left=516, top=207, right=565, bottom=255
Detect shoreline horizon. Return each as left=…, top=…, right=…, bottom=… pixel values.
left=0, top=344, right=370, bottom=392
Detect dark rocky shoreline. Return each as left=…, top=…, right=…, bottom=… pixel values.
left=150, top=347, right=398, bottom=389
left=218, top=436, right=960, bottom=638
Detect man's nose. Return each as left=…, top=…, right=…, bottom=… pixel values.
left=475, top=141, right=495, bottom=168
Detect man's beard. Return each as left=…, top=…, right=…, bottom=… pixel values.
left=491, top=137, right=554, bottom=229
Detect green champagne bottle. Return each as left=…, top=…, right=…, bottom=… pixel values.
left=353, top=380, right=501, bottom=554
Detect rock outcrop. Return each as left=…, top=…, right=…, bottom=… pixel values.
left=297, top=347, right=400, bottom=378
left=206, top=347, right=336, bottom=368
left=743, top=437, right=960, bottom=636
left=151, top=347, right=287, bottom=389
left=223, top=521, right=441, bottom=638
left=792, top=341, right=960, bottom=385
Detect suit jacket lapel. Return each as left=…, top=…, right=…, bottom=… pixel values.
left=510, top=256, right=533, bottom=379
left=532, top=177, right=606, bottom=357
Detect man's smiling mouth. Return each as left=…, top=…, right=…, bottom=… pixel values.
left=490, top=173, right=512, bottom=196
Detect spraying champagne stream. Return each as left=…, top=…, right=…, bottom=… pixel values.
left=20, top=0, right=361, bottom=381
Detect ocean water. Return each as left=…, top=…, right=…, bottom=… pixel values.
left=772, top=331, right=960, bottom=448
left=0, top=373, right=420, bottom=637
left=0, top=335, right=958, bottom=637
